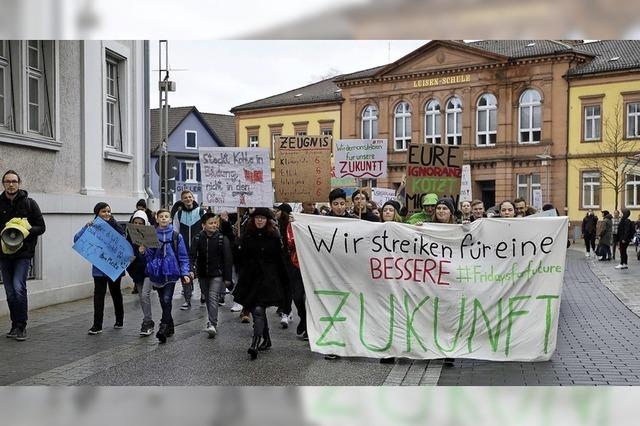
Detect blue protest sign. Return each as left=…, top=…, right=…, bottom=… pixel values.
left=73, top=217, right=133, bottom=281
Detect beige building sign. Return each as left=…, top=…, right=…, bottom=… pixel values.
left=413, top=74, right=471, bottom=88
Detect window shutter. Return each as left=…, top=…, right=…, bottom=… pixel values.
left=181, top=162, right=187, bottom=181
left=196, top=163, right=201, bottom=181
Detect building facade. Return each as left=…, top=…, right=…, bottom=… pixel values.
left=566, top=40, right=640, bottom=229
left=0, top=40, right=149, bottom=315
left=150, top=106, right=235, bottom=206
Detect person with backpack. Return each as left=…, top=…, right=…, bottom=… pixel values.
left=126, top=210, right=155, bottom=336
left=0, top=170, right=46, bottom=341
left=140, top=208, right=191, bottom=343
left=189, top=212, right=233, bottom=338
left=74, top=202, right=125, bottom=335
left=172, top=190, right=207, bottom=310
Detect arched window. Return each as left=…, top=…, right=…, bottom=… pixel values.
left=476, top=93, right=497, bottom=146
left=519, top=89, right=541, bottom=143
left=394, top=101, right=411, bottom=151
left=361, top=105, right=378, bottom=139
left=424, top=99, right=441, bottom=144
left=445, top=96, right=462, bottom=145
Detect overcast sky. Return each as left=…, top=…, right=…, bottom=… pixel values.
left=149, top=40, right=427, bottom=115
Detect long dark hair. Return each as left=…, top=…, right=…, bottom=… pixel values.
left=245, top=216, right=278, bottom=237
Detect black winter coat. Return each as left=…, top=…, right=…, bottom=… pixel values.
left=582, top=214, right=598, bottom=236
left=0, top=190, right=46, bottom=259
left=189, top=230, right=233, bottom=281
left=126, top=234, right=147, bottom=284
left=617, top=213, right=635, bottom=243
left=233, top=230, right=288, bottom=308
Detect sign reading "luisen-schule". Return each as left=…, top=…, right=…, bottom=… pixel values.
left=413, top=74, right=471, bottom=88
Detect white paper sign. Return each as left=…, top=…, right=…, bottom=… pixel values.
left=532, top=189, right=543, bottom=211
left=371, top=187, right=397, bottom=206
left=292, top=215, right=568, bottom=361
left=334, top=139, right=388, bottom=179
left=199, top=147, right=273, bottom=208
left=460, top=164, right=472, bottom=202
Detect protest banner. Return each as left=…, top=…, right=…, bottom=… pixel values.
left=275, top=135, right=332, bottom=202
left=199, top=147, right=273, bottom=208
left=125, top=223, right=160, bottom=248
left=460, top=164, right=472, bottom=202
left=371, top=187, right=396, bottom=206
left=73, top=217, right=134, bottom=282
left=334, top=139, right=387, bottom=179
left=405, top=143, right=463, bottom=213
left=291, top=215, right=568, bottom=361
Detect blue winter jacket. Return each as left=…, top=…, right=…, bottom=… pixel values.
left=73, top=219, right=126, bottom=279
left=144, top=224, right=190, bottom=285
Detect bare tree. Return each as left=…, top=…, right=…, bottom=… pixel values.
left=309, top=67, right=342, bottom=83
left=580, top=101, right=640, bottom=209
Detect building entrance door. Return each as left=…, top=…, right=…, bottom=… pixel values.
left=479, top=180, right=496, bottom=209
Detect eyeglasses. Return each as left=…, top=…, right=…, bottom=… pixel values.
left=2, top=180, right=19, bottom=184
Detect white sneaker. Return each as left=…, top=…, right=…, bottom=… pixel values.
left=230, top=302, right=243, bottom=312
left=615, top=264, right=624, bottom=269
left=280, top=312, right=289, bottom=329
left=622, top=264, right=629, bottom=269
left=585, top=253, right=590, bottom=258
left=205, top=322, right=217, bottom=338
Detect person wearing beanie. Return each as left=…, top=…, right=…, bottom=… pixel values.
left=131, top=199, right=156, bottom=227
left=381, top=200, right=403, bottom=223
left=434, top=198, right=456, bottom=224
left=126, top=210, right=155, bottom=335
left=274, top=203, right=295, bottom=329
left=74, top=202, right=126, bottom=335
left=351, top=189, right=380, bottom=222
left=275, top=203, right=292, bottom=215
left=616, top=208, right=635, bottom=269
left=406, top=193, right=439, bottom=225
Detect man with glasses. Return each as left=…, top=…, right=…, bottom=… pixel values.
left=0, top=170, right=46, bottom=341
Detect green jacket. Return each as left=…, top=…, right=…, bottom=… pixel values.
left=406, top=211, right=432, bottom=224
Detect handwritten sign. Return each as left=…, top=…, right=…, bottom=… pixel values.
left=460, top=164, right=472, bottom=202
left=331, top=166, right=356, bottom=188
left=73, top=217, right=134, bottom=282
left=532, top=189, right=543, bottom=211
left=292, top=215, right=568, bottom=361
left=125, top=223, right=160, bottom=248
left=371, top=187, right=396, bottom=206
left=199, top=147, right=273, bottom=208
left=275, top=135, right=332, bottom=202
left=405, top=143, right=463, bottom=213
left=334, top=139, right=387, bottom=179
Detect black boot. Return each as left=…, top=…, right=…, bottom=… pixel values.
left=248, top=335, right=260, bottom=360
left=258, top=328, right=272, bottom=351
left=166, top=321, right=175, bottom=337
left=156, top=323, right=168, bottom=344
left=15, top=323, right=27, bottom=341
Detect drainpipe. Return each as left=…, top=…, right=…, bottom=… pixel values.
left=143, top=40, right=154, bottom=200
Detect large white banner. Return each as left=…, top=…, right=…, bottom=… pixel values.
left=292, top=215, right=568, bottom=361
left=199, top=147, right=273, bottom=208
left=334, top=139, right=387, bottom=179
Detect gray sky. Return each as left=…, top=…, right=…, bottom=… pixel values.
left=150, top=40, right=426, bottom=115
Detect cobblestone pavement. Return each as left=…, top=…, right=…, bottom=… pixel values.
left=1, top=247, right=639, bottom=386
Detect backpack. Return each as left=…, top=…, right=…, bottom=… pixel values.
left=146, top=231, right=182, bottom=281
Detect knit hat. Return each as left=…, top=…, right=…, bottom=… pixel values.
left=382, top=200, right=400, bottom=212
left=276, top=203, right=292, bottom=214
left=250, top=207, right=274, bottom=220
left=421, top=193, right=438, bottom=206
left=131, top=210, right=150, bottom=226
left=435, top=197, right=455, bottom=214
left=93, top=202, right=110, bottom=217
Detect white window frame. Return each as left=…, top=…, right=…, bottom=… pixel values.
left=394, top=101, right=411, bottom=151
left=271, top=131, right=280, bottom=159
left=362, top=105, right=378, bottom=139
left=582, top=171, right=601, bottom=209
left=516, top=173, right=540, bottom=205
left=296, top=130, right=307, bottom=137
left=445, top=96, right=462, bottom=146
left=105, top=57, right=119, bottom=149
left=249, top=134, right=259, bottom=147
left=584, top=105, right=601, bottom=141
left=627, top=102, right=640, bottom=139
left=476, top=93, right=497, bottom=146
left=26, top=41, right=45, bottom=135
left=321, top=127, right=333, bottom=136
left=102, top=42, right=132, bottom=162
left=185, top=130, right=197, bottom=150
left=424, top=99, right=441, bottom=144
left=0, top=40, right=8, bottom=128
left=625, top=174, right=640, bottom=208
left=184, top=160, right=197, bottom=183
left=519, top=89, right=542, bottom=144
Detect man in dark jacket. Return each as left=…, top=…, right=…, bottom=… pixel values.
left=615, top=208, right=635, bottom=269
left=351, top=189, right=379, bottom=222
left=0, top=170, right=46, bottom=341
left=172, top=190, right=207, bottom=309
left=582, top=209, right=598, bottom=258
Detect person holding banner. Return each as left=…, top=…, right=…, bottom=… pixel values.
left=381, top=200, right=403, bottom=223
left=233, top=208, right=289, bottom=360
left=406, top=193, right=438, bottom=225
left=499, top=200, right=517, bottom=218
left=74, top=202, right=126, bottom=335
left=126, top=211, right=155, bottom=336
left=470, top=200, right=487, bottom=221
left=275, top=203, right=295, bottom=329
left=328, top=188, right=357, bottom=220
left=458, top=200, right=472, bottom=224
left=351, top=189, right=380, bottom=222
left=434, top=198, right=458, bottom=224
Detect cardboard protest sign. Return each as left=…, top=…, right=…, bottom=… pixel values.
left=292, top=215, right=568, bottom=361
left=405, top=143, right=463, bottom=213
left=73, top=217, right=134, bottom=282
left=275, top=135, right=332, bottom=202
left=371, top=187, right=396, bottom=206
left=125, top=223, right=160, bottom=248
left=334, top=139, right=387, bottom=179
left=331, top=166, right=356, bottom=188
left=199, top=147, right=273, bottom=208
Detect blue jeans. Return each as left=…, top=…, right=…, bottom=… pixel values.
left=154, top=281, right=176, bottom=325
left=0, top=258, right=31, bottom=325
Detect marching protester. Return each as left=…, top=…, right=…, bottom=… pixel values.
left=233, top=208, right=288, bottom=360
left=470, top=199, right=487, bottom=221
left=351, top=189, right=380, bottom=222
left=513, top=197, right=536, bottom=217
left=172, top=190, right=207, bottom=310
left=406, top=193, right=438, bottom=224
left=74, top=202, right=125, bottom=335
left=458, top=200, right=472, bottom=223
left=381, top=200, right=403, bottom=223
left=301, top=202, right=319, bottom=215
left=285, top=213, right=308, bottom=340
left=367, top=200, right=381, bottom=220
left=498, top=200, right=517, bottom=218
left=616, top=208, right=635, bottom=270
left=596, top=210, right=613, bottom=261
left=433, top=198, right=458, bottom=224
left=582, top=209, right=598, bottom=258
left=189, top=212, right=233, bottom=338
left=126, top=211, right=155, bottom=336
left=130, top=198, right=156, bottom=227
left=611, top=210, right=620, bottom=260
left=328, top=188, right=357, bottom=219
left=218, top=210, right=243, bottom=313
left=0, top=170, right=46, bottom=341
left=141, top=208, right=191, bottom=343
left=275, top=203, right=295, bottom=329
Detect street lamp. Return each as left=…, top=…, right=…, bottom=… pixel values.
left=536, top=152, right=553, bottom=204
